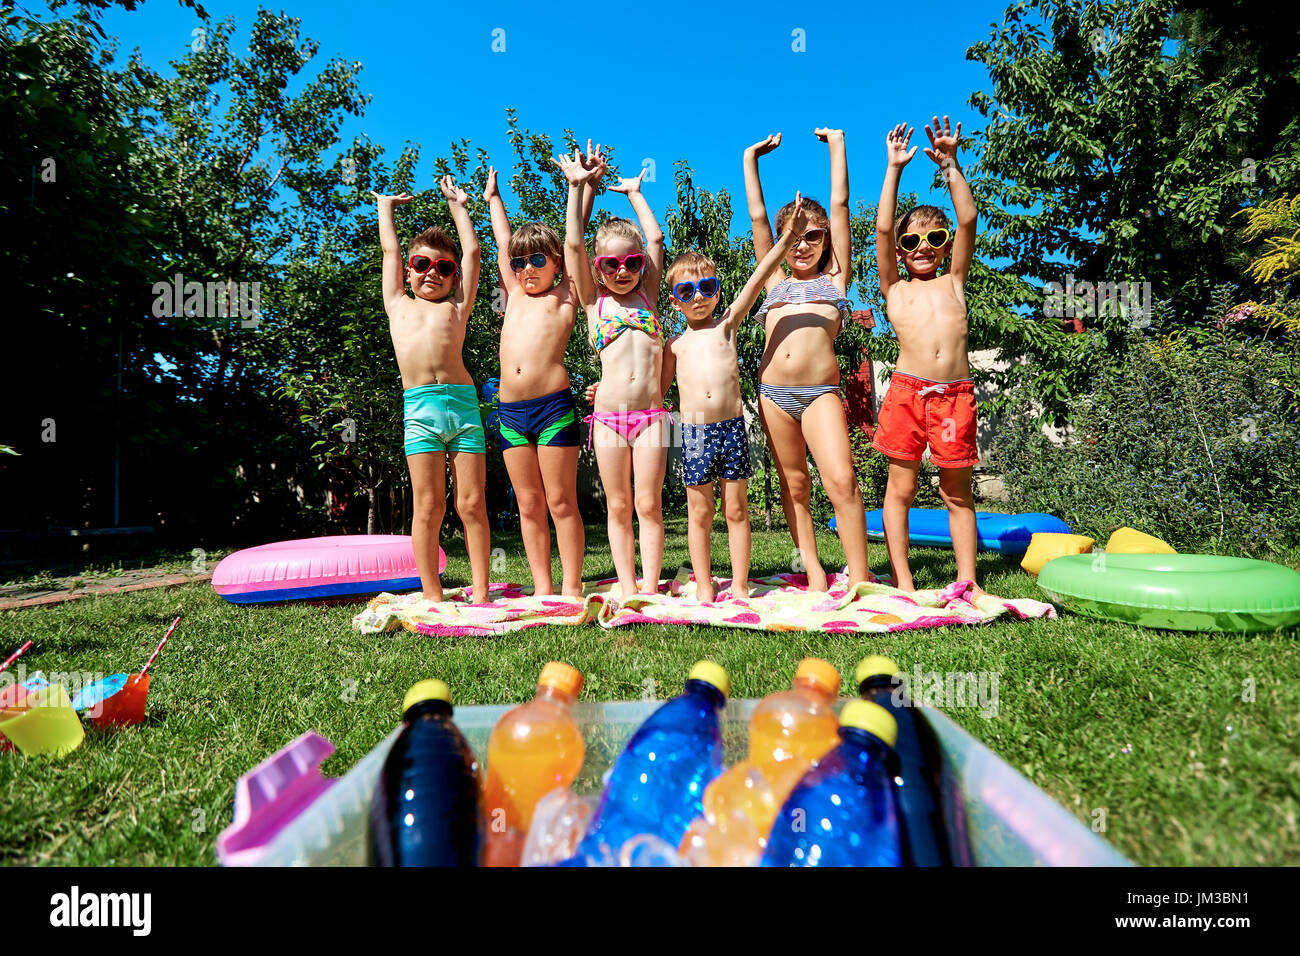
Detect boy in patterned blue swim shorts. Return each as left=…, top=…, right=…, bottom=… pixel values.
left=660, top=199, right=812, bottom=600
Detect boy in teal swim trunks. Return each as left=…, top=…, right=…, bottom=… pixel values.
left=373, top=177, right=490, bottom=602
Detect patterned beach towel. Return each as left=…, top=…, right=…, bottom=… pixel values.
left=352, top=572, right=1056, bottom=637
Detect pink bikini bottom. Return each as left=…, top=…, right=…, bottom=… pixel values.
left=584, top=408, right=673, bottom=448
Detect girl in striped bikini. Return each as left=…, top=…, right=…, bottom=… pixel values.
left=743, top=129, right=870, bottom=591
left=555, top=144, right=670, bottom=599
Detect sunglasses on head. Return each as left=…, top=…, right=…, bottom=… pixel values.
left=792, top=228, right=827, bottom=246
left=594, top=253, right=646, bottom=275
left=673, top=276, right=720, bottom=301
left=409, top=253, right=457, bottom=277
left=897, top=228, right=951, bottom=253
left=509, top=252, right=551, bottom=272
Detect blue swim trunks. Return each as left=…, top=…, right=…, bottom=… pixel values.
left=497, top=388, right=580, bottom=448
left=681, top=415, right=753, bottom=486
left=403, top=383, right=486, bottom=455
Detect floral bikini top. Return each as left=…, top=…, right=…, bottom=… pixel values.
left=590, top=290, right=664, bottom=352
left=755, top=274, right=854, bottom=332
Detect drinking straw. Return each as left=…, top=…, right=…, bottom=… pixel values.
left=0, top=640, right=33, bottom=675
left=140, top=616, right=180, bottom=676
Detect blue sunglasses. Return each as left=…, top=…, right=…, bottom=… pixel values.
left=673, top=276, right=720, bottom=301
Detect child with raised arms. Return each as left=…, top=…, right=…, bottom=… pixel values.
left=659, top=195, right=814, bottom=602
left=744, top=129, right=870, bottom=592
left=872, top=117, right=982, bottom=595
left=372, top=178, right=490, bottom=603
left=482, top=159, right=600, bottom=597
left=555, top=145, right=670, bottom=600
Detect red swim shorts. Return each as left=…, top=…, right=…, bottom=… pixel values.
left=871, top=372, right=979, bottom=468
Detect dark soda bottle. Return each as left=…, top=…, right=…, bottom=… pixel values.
left=369, top=679, right=482, bottom=867
left=855, top=655, right=974, bottom=867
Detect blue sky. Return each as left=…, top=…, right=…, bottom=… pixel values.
left=98, top=0, right=1015, bottom=235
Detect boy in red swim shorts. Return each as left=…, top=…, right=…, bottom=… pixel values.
left=872, top=116, right=982, bottom=595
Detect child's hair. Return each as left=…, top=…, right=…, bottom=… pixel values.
left=774, top=196, right=832, bottom=272
left=893, top=205, right=952, bottom=245
left=592, top=217, right=645, bottom=286
left=409, top=225, right=459, bottom=262
left=506, top=222, right=563, bottom=277
left=666, top=251, right=717, bottom=291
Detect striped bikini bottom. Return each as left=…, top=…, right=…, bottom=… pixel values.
left=758, top=383, right=840, bottom=422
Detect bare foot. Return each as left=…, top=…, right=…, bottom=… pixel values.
left=696, top=584, right=716, bottom=603
left=423, top=589, right=444, bottom=603
left=561, top=584, right=586, bottom=598
left=805, top=567, right=829, bottom=592
left=892, top=576, right=915, bottom=592
left=730, top=582, right=750, bottom=601
left=967, top=584, right=988, bottom=602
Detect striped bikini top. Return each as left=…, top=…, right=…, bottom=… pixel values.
left=755, top=274, right=853, bottom=331
left=590, top=290, right=664, bottom=352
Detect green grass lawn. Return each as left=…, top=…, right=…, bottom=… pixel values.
left=2, top=520, right=1297, bottom=866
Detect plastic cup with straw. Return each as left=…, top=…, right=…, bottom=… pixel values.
left=93, top=615, right=179, bottom=729
left=0, top=640, right=35, bottom=752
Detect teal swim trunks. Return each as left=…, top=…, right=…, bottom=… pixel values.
left=403, top=383, right=486, bottom=455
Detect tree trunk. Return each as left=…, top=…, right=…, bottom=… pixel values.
left=367, top=464, right=377, bottom=534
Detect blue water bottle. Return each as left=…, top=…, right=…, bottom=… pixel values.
left=574, top=661, right=729, bottom=861
left=762, top=700, right=902, bottom=867
left=856, top=655, right=974, bottom=867
left=369, top=679, right=482, bottom=867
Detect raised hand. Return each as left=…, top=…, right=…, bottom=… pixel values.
left=439, top=174, right=469, bottom=205
left=608, top=166, right=647, bottom=195
left=483, top=166, right=500, bottom=202
left=552, top=148, right=592, bottom=186
left=814, top=127, right=845, bottom=144
left=886, top=124, right=917, bottom=168
left=782, top=192, right=808, bottom=240
left=747, top=133, right=782, bottom=156
left=923, top=115, right=962, bottom=169
left=580, top=139, right=608, bottom=185
left=371, top=190, right=414, bottom=205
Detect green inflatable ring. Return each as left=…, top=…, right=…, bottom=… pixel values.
left=1037, top=553, right=1300, bottom=633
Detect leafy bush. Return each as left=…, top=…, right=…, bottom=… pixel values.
left=992, top=334, right=1300, bottom=554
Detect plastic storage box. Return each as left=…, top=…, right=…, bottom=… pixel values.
left=246, top=698, right=1131, bottom=867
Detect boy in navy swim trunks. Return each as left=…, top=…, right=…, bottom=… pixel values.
left=872, top=116, right=982, bottom=596
left=373, top=178, right=490, bottom=603
left=484, top=163, right=587, bottom=596
left=660, top=196, right=813, bottom=601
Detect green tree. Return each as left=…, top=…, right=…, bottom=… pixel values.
left=962, top=0, right=1300, bottom=419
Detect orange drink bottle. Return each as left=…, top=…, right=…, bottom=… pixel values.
left=482, top=662, right=585, bottom=866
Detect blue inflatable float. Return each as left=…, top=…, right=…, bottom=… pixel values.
left=828, top=508, right=1070, bottom=555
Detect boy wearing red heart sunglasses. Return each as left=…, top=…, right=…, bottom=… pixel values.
left=372, top=176, right=491, bottom=603
left=872, top=116, right=982, bottom=598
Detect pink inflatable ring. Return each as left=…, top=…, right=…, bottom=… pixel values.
left=212, top=535, right=446, bottom=604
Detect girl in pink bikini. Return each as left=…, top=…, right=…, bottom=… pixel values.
left=555, top=145, right=669, bottom=598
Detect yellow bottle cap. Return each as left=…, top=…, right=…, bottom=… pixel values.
left=838, top=700, right=898, bottom=747
left=854, top=655, right=902, bottom=686
left=539, top=661, right=584, bottom=698
left=794, top=657, right=841, bottom=695
left=688, top=661, right=730, bottom=699
left=402, top=679, right=452, bottom=714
